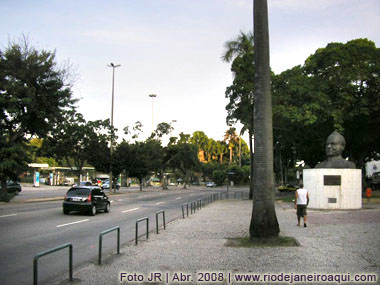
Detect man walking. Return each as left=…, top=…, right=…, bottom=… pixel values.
left=295, top=183, right=309, bottom=227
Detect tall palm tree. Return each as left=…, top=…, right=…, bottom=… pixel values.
left=222, top=31, right=255, bottom=198
left=249, top=0, right=280, bottom=238
left=223, top=127, right=239, bottom=164
left=216, top=141, right=227, bottom=164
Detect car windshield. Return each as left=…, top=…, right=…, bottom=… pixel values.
left=66, top=188, right=91, bottom=197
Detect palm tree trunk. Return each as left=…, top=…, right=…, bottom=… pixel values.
left=249, top=130, right=254, bottom=200
left=249, top=0, right=279, bottom=238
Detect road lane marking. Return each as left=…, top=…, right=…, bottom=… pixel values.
left=122, top=207, right=140, bottom=213
left=0, top=214, right=17, bottom=218
left=175, top=197, right=182, bottom=200
left=138, top=195, right=147, bottom=198
left=57, top=219, right=89, bottom=228
left=155, top=202, right=165, bottom=205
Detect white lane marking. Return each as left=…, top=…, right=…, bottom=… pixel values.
left=155, top=202, right=165, bottom=205
left=57, top=219, right=89, bottom=228
left=0, top=214, right=17, bottom=218
left=189, top=194, right=195, bottom=196
left=175, top=197, right=182, bottom=200
left=138, top=195, right=147, bottom=198
left=122, top=207, right=140, bottom=213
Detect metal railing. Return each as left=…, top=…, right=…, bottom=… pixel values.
left=155, top=211, right=166, bottom=234
left=234, top=191, right=244, bottom=199
left=98, top=226, right=120, bottom=265
left=33, top=243, right=73, bottom=285
left=135, top=217, right=149, bottom=245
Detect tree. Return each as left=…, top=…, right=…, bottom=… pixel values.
left=222, top=31, right=255, bottom=197
left=303, top=38, right=380, bottom=168
left=272, top=38, right=380, bottom=170
left=0, top=38, right=76, bottom=198
left=167, top=140, right=199, bottom=189
left=223, top=127, right=239, bottom=164
left=249, top=0, right=280, bottom=238
left=190, top=131, right=208, bottom=162
left=215, top=140, right=228, bottom=164
left=43, top=112, right=111, bottom=181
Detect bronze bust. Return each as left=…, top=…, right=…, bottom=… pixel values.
left=315, top=131, right=356, bottom=169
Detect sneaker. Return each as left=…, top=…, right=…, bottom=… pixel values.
left=304, top=224, right=307, bottom=228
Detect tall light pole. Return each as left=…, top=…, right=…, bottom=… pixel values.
left=170, top=119, right=177, bottom=138
left=149, top=94, right=157, bottom=134
left=108, top=62, right=121, bottom=194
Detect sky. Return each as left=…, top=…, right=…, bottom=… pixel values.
left=1, top=0, right=379, bottom=144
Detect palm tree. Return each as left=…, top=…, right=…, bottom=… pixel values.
left=222, top=31, right=255, bottom=198
left=249, top=0, right=280, bottom=238
left=215, top=141, right=227, bottom=164
left=222, top=31, right=254, bottom=63
left=223, top=127, right=239, bottom=164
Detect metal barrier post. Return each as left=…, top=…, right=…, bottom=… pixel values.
left=33, top=243, right=73, bottom=285
left=98, top=226, right=120, bottom=265
left=181, top=203, right=189, bottom=218
left=135, top=217, right=149, bottom=245
left=156, top=211, right=166, bottom=234
left=197, top=199, right=202, bottom=210
left=191, top=201, right=196, bottom=214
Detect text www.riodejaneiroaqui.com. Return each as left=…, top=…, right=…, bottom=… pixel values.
left=119, top=271, right=378, bottom=284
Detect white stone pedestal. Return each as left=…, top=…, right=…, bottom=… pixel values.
left=303, top=169, right=362, bottom=209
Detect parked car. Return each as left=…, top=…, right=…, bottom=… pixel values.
left=278, top=184, right=298, bottom=192
left=101, top=180, right=120, bottom=190
left=206, top=181, right=216, bottom=188
left=370, top=171, right=380, bottom=190
left=6, top=181, right=22, bottom=194
left=78, top=181, right=92, bottom=186
left=63, top=186, right=110, bottom=216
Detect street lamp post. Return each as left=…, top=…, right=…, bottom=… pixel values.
left=108, top=63, right=121, bottom=194
left=170, top=119, right=177, bottom=138
left=149, top=94, right=157, bottom=134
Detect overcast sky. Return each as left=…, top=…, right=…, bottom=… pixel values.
left=1, top=0, right=379, bottom=144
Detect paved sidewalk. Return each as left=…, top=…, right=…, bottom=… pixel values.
left=56, top=200, right=380, bottom=285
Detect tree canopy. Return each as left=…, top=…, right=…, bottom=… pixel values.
left=0, top=38, right=76, bottom=197
left=273, top=38, right=380, bottom=169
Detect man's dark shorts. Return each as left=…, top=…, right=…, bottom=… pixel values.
left=297, top=204, right=307, bottom=217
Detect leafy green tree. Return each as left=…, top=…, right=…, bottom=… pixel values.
left=0, top=38, right=76, bottom=198
left=222, top=31, right=254, bottom=138
left=43, top=112, right=111, bottom=181
left=249, top=0, right=280, bottom=238
left=212, top=169, right=225, bottom=186
left=127, top=142, right=151, bottom=191
left=273, top=38, right=380, bottom=170
left=28, top=138, right=58, bottom=167
left=167, top=140, right=199, bottom=189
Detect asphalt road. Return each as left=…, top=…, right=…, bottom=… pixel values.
left=0, top=186, right=243, bottom=285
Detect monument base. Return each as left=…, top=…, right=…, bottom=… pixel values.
left=303, top=169, right=362, bottom=209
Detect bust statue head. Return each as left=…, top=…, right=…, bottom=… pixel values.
left=315, top=130, right=356, bottom=169
left=325, top=131, right=345, bottom=158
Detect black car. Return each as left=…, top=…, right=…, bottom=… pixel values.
left=6, top=181, right=22, bottom=194
left=63, top=186, right=110, bottom=216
